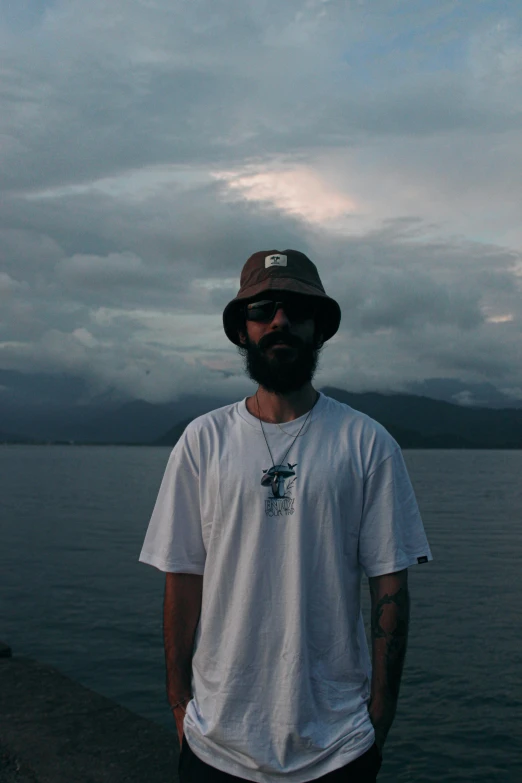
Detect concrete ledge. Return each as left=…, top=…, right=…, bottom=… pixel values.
left=0, top=648, right=178, bottom=782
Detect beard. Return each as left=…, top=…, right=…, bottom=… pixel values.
left=238, top=330, right=322, bottom=394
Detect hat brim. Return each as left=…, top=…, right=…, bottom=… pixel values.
left=223, top=278, right=341, bottom=346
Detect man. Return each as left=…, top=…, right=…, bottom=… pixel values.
left=139, top=249, right=433, bottom=783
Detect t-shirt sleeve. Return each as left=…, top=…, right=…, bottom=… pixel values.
left=358, top=446, right=433, bottom=578
left=138, top=428, right=206, bottom=574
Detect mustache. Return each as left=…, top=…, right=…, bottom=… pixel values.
left=259, top=332, right=302, bottom=351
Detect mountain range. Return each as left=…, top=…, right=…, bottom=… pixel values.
left=1, top=367, right=522, bottom=448
left=154, top=387, right=522, bottom=450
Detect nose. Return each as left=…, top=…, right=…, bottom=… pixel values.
left=270, top=305, right=291, bottom=328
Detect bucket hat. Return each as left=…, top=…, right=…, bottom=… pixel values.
left=223, top=249, right=341, bottom=346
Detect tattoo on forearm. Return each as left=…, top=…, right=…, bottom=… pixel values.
left=370, top=585, right=410, bottom=638
left=370, top=585, right=410, bottom=702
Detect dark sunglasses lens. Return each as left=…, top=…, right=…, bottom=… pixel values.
left=246, top=301, right=276, bottom=321
left=246, top=299, right=315, bottom=322
left=284, top=301, right=315, bottom=322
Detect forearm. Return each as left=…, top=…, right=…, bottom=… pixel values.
left=163, top=572, right=203, bottom=706
left=368, top=569, right=410, bottom=743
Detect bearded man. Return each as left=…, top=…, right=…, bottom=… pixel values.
left=139, top=249, right=433, bottom=783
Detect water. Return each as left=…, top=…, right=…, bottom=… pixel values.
left=1, top=446, right=521, bottom=782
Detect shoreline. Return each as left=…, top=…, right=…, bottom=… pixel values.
left=0, top=641, right=178, bottom=783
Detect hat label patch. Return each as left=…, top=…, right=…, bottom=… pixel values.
left=265, top=254, right=287, bottom=268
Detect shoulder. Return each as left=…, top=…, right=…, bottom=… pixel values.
left=173, top=401, right=240, bottom=452
left=320, top=393, right=400, bottom=474
left=184, top=401, right=239, bottom=437
left=166, top=401, right=240, bottom=475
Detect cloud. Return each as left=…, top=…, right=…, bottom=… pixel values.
left=57, top=252, right=148, bottom=290
left=1, top=0, right=521, bottom=404
left=0, top=272, right=27, bottom=297
left=214, top=166, right=358, bottom=224
left=3, top=1, right=522, bottom=194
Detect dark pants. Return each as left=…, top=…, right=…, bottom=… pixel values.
left=178, top=736, right=383, bottom=783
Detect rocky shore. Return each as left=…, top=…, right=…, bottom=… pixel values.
left=0, top=642, right=178, bottom=783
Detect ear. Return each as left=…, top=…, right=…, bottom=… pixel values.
left=313, top=306, right=326, bottom=348
left=314, top=324, right=325, bottom=349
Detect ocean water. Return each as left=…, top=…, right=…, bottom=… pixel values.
left=1, top=445, right=521, bottom=782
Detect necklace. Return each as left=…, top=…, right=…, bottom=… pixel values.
left=256, top=391, right=319, bottom=498
left=276, top=418, right=313, bottom=437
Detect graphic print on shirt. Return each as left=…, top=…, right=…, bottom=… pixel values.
left=261, top=463, right=297, bottom=516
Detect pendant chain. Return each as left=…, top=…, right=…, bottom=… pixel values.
left=276, top=420, right=311, bottom=436
left=256, top=391, right=318, bottom=470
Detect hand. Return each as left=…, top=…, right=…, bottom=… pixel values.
left=373, top=733, right=385, bottom=758
left=172, top=699, right=190, bottom=749
left=368, top=702, right=392, bottom=757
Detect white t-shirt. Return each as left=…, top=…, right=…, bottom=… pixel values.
left=139, top=392, right=432, bottom=782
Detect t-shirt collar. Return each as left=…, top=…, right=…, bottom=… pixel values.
left=237, top=391, right=325, bottom=431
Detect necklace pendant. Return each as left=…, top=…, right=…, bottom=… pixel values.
left=257, top=392, right=317, bottom=500
left=261, top=464, right=296, bottom=499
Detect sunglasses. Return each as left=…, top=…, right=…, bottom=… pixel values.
left=245, top=298, right=316, bottom=323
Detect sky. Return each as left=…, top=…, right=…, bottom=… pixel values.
left=1, top=0, right=522, bottom=406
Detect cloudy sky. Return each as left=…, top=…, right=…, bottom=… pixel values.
left=1, top=0, right=521, bottom=406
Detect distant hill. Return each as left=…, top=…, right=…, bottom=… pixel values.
left=2, top=368, right=521, bottom=443
left=322, top=387, right=522, bottom=449
left=404, top=377, right=522, bottom=409
left=53, top=395, right=231, bottom=443
left=3, top=381, right=522, bottom=448
left=62, top=400, right=187, bottom=444
left=0, top=368, right=232, bottom=443
left=155, top=418, right=195, bottom=447
left=0, top=430, right=32, bottom=444
left=154, top=388, right=522, bottom=449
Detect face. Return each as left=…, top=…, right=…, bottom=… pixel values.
left=237, top=294, right=324, bottom=394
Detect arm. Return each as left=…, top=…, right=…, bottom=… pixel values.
left=163, top=572, right=203, bottom=747
left=368, top=568, right=410, bottom=753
